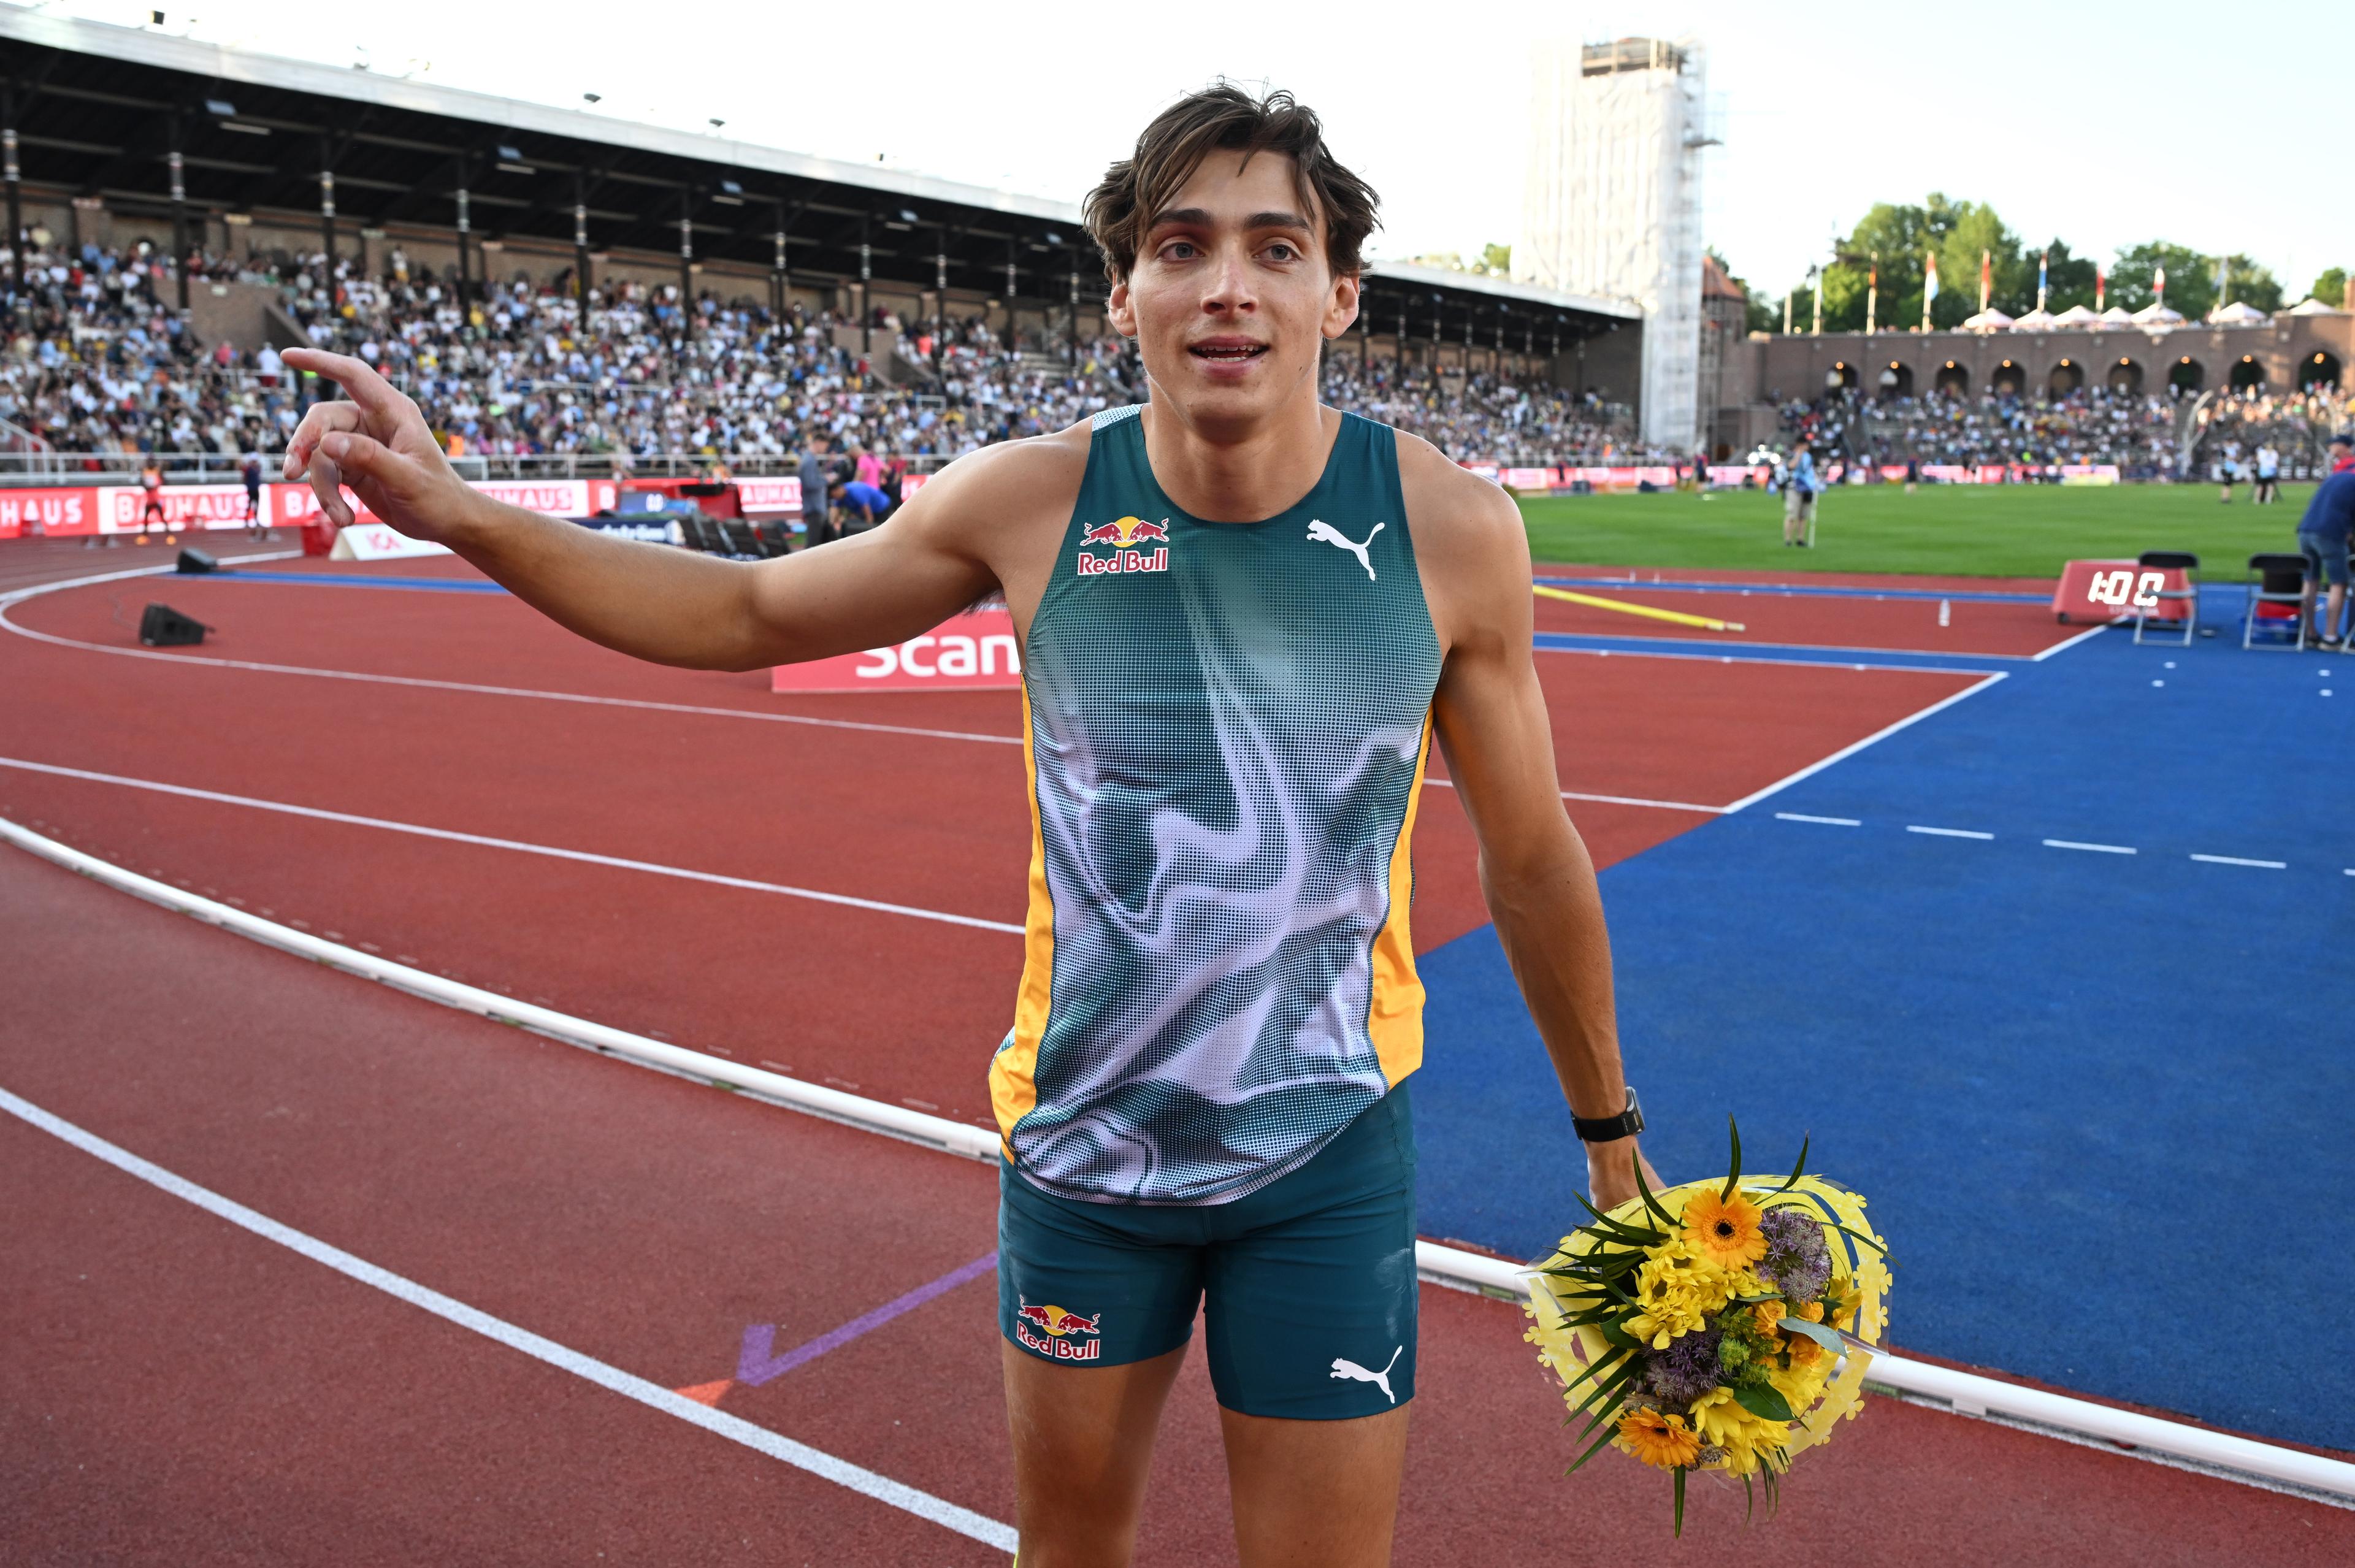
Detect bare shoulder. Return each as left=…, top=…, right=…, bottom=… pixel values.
left=1393, top=429, right=1531, bottom=650
left=895, top=420, right=1090, bottom=553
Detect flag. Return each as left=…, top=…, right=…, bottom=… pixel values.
left=2037, top=250, right=2048, bottom=312
left=2096, top=264, right=2105, bottom=311
left=1979, top=250, right=1992, bottom=313
left=1923, top=252, right=1939, bottom=332
left=2154, top=265, right=2166, bottom=307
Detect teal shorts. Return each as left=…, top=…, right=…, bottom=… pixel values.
left=997, top=1081, right=1419, bottom=1420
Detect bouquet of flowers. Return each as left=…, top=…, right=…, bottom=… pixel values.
left=1524, top=1122, right=1891, bottom=1533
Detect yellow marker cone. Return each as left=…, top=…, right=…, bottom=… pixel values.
left=1533, top=583, right=1745, bottom=632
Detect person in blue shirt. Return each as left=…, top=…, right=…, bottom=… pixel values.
left=2297, top=434, right=2355, bottom=648
left=833, top=477, right=894, bottom=531
left=1782, top=447, right=1820, bottom=546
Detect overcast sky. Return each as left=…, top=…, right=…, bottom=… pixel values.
left=35, top=0, right=2346, bottom=301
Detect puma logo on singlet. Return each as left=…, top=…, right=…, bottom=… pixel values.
left=1329, top=1346, right=1403, bottom=1404
left=1307, top=519, right=1384, bottom=581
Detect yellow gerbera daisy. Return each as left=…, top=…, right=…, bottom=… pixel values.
left=1615, top=1407, right=1702, bottom=1470
left=1682, top=1188, right=1768, bottom=1269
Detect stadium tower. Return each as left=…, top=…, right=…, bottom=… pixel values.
left=1516, top=37, right=1712, bottom=452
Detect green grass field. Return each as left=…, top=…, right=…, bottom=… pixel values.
left=1517, top=482, right=2314, bottom=579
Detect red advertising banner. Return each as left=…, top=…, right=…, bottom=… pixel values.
left=98, top=483, right=266, bottom=533
left=735, top=476, right=804, bottom=513
left=0, top=486, right=101, bottom=538
left=770, top=606, right=1023, bottom=694
left=2053, top=558, right=2188, bottom=623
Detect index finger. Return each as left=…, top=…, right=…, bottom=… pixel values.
left=279, top=347, right=408, bottom=419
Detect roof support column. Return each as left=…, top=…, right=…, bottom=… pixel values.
left=167, top=113, right=188, bottom=314
left=858, top=212, right=871, bottom=358
left=772, top=203, right=789, bottom=323
left=572, top=169, right=591, bottom=333
left=452, top=158, right=472, bottom=307
left=1066, top=266, right=1079, bottom=362
left=6, top=83, right=24, bottom=300
left=933, top=233, right=948, bottom=367
left=1004, top=239, right=1018, bottom=353
left=318, top=136, right=335, bottom=278
left=677, top=186, right=694, bottom=345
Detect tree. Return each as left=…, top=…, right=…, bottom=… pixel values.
left=1815, top=194, right=2024, bottom=331
left=2310, top=266, right=2348, bottom=310
left=2108, top=242, right=2211, bottom=319
left=2217, top=255, right=2281, bottom=313
left=1705, top=246, right=1780, bottom=333
left=2032, top=239, right=2098, bottom=314
left=1478, top=242, right=1511, bottom=277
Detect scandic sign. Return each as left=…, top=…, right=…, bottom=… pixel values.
left=770, top=606, right=1022, bottom=694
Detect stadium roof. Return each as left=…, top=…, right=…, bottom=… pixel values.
left=0, top=10, right=1633, bottom=343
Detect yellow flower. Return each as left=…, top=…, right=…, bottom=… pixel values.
left=1682, top=1188, right=1768, bottom=1269
left=1752, top=1299, right=1787, bottom=1338
left=1690, top=1386, right=1791, bottom=1477
left=1615, top=1407, right=1701, bottom=1470
left=1798, top=1299, right=1826, bottom=1323
left=1622, top=1237, right=1737, bottom=1350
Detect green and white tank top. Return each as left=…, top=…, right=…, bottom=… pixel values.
left=990, top=405, right=1444, bottom=1204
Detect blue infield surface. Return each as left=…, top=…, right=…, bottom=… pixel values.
left=1413, top=621, right=2354, bottom=1453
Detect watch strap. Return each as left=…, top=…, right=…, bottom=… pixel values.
left=1572, top=1086, right=1644, bottom=1143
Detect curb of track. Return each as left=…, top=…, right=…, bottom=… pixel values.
left=5, top=561, right=2353, bottom=1510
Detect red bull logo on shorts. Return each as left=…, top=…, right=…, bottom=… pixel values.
left=1076, top=516, right=1171, bottom=577
left=1014, top=1298, right=1104, bottom=1360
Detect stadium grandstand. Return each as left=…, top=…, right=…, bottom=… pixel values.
left=0, top=10, right=1648, bottom=501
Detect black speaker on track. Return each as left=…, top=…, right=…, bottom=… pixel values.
left=175, top=547, right=218, bottom=574
left=139, top=603, right=209, bottom=648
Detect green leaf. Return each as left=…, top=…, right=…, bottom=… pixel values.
left=1777, top=1315, right=1846, bottom=1353
left=1778, top=1134, right=1810, bottom=1191
left=1572, top=1188, right=1668, bottom=1245
left=1732, top=1382, right=1795, bottom=1422
left=1673, top=1467, right=1687, bottom=1537
left=1632, top=1155, right=1680, bottom=1231
left=1721, top=1115, right=1744, bottom=1201
left=1823, top=1220, right=1890, bottom=1255
left=1564, top=1416, right=1622, bottom=1477
left=1742, top=1472, right=1756, bottom=1524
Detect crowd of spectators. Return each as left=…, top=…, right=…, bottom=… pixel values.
left=0, top=237, right=1635, bottom=475
left=1780, top=383, right=2352, bottom=478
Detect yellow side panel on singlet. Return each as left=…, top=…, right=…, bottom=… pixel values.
left=1365, top=715, right=1433, bottom=1086
left=990, top=687, right=1055, bottom=1157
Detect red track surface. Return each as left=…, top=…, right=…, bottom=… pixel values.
left=9, top=851, right=2349, bottom=1564
left=7, top=551, right=2348, bottom=1560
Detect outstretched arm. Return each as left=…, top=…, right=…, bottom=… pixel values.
left=280, top=348, right=1012, bottom=671
left=1417, top=458, right=1660, bottom=1212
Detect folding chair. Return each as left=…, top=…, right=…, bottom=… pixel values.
left=2132, top=549, right=2198, bottom=645
left=679, top=514, right=722, bottom=553
left=719, top=521, right=763, bottom=558
left=2242, top=553, right=2310, bottom=651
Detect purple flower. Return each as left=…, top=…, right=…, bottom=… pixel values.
left=1642, top=1327, right=1726, bottom=1407
left=1757, top=1207, right=1833, bottom=1301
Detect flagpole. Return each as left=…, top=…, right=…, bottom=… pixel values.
left=2037, top=249, right=2048, bottom=314
left=1866, top=252, right=1877, bottom=337
left=1810, top=265, right=1821, bottom=336
left=1923, top=251, right=1937, bottom=333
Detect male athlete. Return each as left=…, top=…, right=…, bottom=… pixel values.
left=279, top=85, right=1655, bottom=1568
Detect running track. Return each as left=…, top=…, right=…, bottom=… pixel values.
left=3, top=541, right=2349, bottom=1561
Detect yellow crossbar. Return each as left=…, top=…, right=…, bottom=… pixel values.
left=1533, top=583, right=1746, bottom=633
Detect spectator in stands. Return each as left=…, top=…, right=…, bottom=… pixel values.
left=798, top=433, right=835, bottom=548
left=834, top=475, right=893, bottom=532
left=2300, top=434, right=2355, bottom=648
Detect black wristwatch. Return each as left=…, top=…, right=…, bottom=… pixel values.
left=1572, top=1086, right=1645, bottom=1144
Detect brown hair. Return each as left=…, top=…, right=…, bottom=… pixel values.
left=1083, top=83, right=1380, bottom=287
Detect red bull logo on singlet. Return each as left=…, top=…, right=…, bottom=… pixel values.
left=1013, top=1297, right=1104, bottom=1359
left=1075, top=515, right=1171, bottom=576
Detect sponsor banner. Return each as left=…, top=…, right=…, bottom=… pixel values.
left=577, top=517, right=682, bottom=544
left=473, top=478, right=615, bottom=516
left=901, top=472, right=932, bottom=499
left=770, top=606, right=1022, bottom=694
left=0, top=486, right=100, bottom=538
left=1464, top=465, right=1502, bottom=484
left=1502, top=467, right=1553, bottom=491
left=1922, top=464, right=1975, bottom=483
left=98, top=483, right=266, bottom=533
left=2059, top=464, right=2120, bottom=485
left=735, top=475, right=804, bottom=513
left=329, top=522, right=451, bottom=561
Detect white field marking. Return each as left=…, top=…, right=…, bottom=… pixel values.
left=1421, top=776, right=1728, bottom=814
left=0, top=756, right=1022, bottom=936
left=1537, top=643, right=2005, bottom=678
left=1774, top=813, right=1861, bottom=827
left=0, top=570, right=1019, bottom=750
left=0, top=549, right=305, bottom=606
left=1719, top=671, right=2009, bottom=814
left=2043, top=839, right=2138, bottom=855
left=2030, top=622, right=2113, bottom=662
left=9, top=816, right=2355, bottom=1506
left=1536, top=627, right=2035, bottom=664
left=1907, top=825, right=1996, bottom=840
left=0, top=1083, right=1017, bottom=1553
left=2190, top=854, right=2288, bottom=870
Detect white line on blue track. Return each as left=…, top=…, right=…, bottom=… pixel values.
left=1774, top=813, right=1861, bottom=826
left=2043, top=839, right=2137, bottom=855
left=2190, top=854, right=2288, bottom=870
left=1907, top=825, right=1995, bottom=839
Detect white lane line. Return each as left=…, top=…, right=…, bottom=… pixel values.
left=1907, top=825, right=1996, bottom=840
left=0, top=756, right=1023, bottom=935
left=1719, top=672, right=2009, bottom=814
left=2030, top=622, right=2113, bottom=662
left=0, top=549, right=306, bottom=606
left=2044, top=839, right=2137, bottom=855
left=1774, top=813, right=1861, bottom=827
left=0, top=576, right=1020, bottom=750
left=1422, top=776, right=1728, bottom=814
left=2190, top=854, right=2288, bottom=870
left=0, top=1083, right=1017, bottom=1553
left=1534, top=628, right=2036, bottom=663
left=1539, top=643, right=2006, bottom=678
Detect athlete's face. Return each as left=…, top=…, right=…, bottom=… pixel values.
left=1107, top=149, right=1359, bottom=429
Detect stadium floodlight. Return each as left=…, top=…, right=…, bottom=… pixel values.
left=582, top=92, right=602, bottom=104
left=900, top=209, right=918, bottom=224
left=204, top=98, right=237, bottom=118
left=721, top=179, right=743, bottom=195
left=496, top=143, right=533, bottom=175
left=1044, top=231, right=1062, bottom=245
left=708, top=118, right=726, bottom=131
